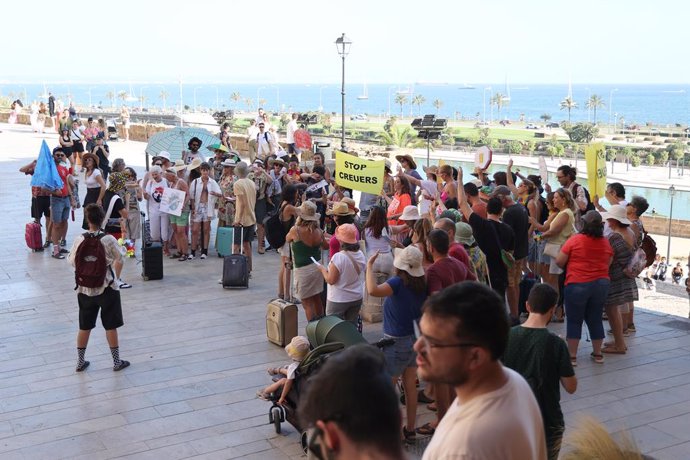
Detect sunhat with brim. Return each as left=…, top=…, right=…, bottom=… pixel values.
left=152, top=151, right=171, bottom=162
left=400, top=205, right=421, bottom=221
left=285, top=336, right=310, bottom=361
left=82, top=152, right=99, bottom=167
left=269, top=158, right=286, bottom=167
left=341, top=197, right=359, bottom=214
left=423, top=165, right=439, bottom=176
left=165, top=164, right=186, bottom=174
left=327, top=201, right=354, bottom=216
left=298, top=201, right=320, bottom=222
left=206, top=143, right=229, bottom=153
left=601, top=205, right=631, bottom=225
left=221, top=158, right=238, bottom=167
left=395, top=154, right=417, bottom=170
left=335, top=223, right=358, bottom=244
left=393, top=246, right=425, bottom=277
left=455, top=222, right=476, bottom=246
left=187, top=157, right=203, bottom=171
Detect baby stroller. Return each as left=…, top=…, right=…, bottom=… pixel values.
left=106, top=118, right=119, bottom=141
left=262, top=315, right=392, bottom=452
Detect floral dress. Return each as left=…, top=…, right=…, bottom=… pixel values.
left=217, top=173, right=236, bottom=227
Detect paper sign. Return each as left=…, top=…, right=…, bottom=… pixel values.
left=474, top=146, right=492, bottom=170
left=334, top=151, right=385, bottom=195
left=585, top=143, right=607, bottom=198
left=538, top=156, right=548, bottom=183
left=159, top=188, right=186, bottom=216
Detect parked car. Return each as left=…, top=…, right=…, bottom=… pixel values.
left=350, top=114, right=368, bottom=121
left=499, top=119, right=511, bottom=126
left=525, top=123, right=539, bottom=129
left=546, top=122, right=560, bottom=128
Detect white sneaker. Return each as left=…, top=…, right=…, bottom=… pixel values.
left=200, top=254, right=207, bottom=260
left=187, top=254, right=194, bottom=260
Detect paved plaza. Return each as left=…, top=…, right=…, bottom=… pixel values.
left=1, top=123, right=690, bottom=459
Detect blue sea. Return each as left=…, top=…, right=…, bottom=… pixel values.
left=3, top=83, right=690, bottom=126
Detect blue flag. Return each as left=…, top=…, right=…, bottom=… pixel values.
left=30, top=141, right=63, bottom=191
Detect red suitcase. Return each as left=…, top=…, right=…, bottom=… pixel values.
left=25, top=221, right=43, bottom=251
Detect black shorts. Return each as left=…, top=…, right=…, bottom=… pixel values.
left=78, top=287, right=124, bottom=330
left=32, top=196, right=51, bottom=220
left=233, top=225, right=255, bottom=244
left=72, top=141, right=85, bottom=154
left=255, top=198, right=268, bottom=223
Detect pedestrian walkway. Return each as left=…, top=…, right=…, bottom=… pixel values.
left=1, top=123, right=690, bottom=459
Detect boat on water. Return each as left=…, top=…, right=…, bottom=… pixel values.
left=458, top=83, right=475, bottom=90
left=357, top=83, right=368, bottom=100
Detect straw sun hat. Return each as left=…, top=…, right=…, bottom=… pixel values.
left=298, top=201, right=321, bottom=222
left=393, top=246, right=425, bottom=277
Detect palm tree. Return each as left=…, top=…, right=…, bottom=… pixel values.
left=230, top=92, right=242, bottom=110
left=105, top=91, right=115, bottom=108
left=258, top=98, right=267, bottom=108
left=117, top=91, right=128, bottom=104
left=433, top=99, right=443, bottom=115
left=159, top=90, right=169, bottom=111
left=559, top=96, right=578, bottom=123
left=377, top=125, right=416, bottom=148
left=411, top=94, right=426, bottom=116
left=491, top=92, right=507, bottom=120
left=540, top=113, right=552, bottom=123
left=586, top=95, right=605, bottom=125
left=244, top=97, right=254, bottom=111
left=394, top=93, right=408, bottom=118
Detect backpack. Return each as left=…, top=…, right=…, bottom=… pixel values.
left=537, top=196, right=549, bottom=225
left=640, top=233, right=657, bottom=267
left=74, top=232, right=111, bottom=289
left=264, top=203, right=288, bottom=249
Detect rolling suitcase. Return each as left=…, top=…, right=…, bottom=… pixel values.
left=266, top=298, right=298, bottom=346
left=216, top=226, right=234, bottom=258
left=141, top=211, right=163, bottom=281
left=25, top=221, right=43, bottom=251
left=222, top=227, right=248, bottom=289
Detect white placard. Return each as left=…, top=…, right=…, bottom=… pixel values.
left=538, top=156, right=548, bottom=183
left=474, top=146, right=492, bottom=170
left=159, top=188, right=186, bottom=217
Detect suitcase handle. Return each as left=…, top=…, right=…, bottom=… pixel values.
left=233, top=226, right=244, bottom=256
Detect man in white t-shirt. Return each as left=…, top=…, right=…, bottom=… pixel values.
left=287, top=112, right=299, bottom=153
left=256, top=122, right=275, bottom=159
left=416, top=282, right=547, bottom=460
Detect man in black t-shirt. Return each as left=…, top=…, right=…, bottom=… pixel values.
left=493, top=185, right=529, bottom=319
left=458, top=173, right=513, bottom=302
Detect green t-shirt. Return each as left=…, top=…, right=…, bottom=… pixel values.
left=502, top=326, right=574, bottom=433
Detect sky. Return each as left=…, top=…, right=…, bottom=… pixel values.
left=2, top=0, right=689, bottom=84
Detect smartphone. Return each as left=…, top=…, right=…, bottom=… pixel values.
left=310, top=256, right=323, bottom=267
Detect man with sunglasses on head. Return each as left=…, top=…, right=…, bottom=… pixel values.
left=298, top=344, right=405, bottom=460
left=416, top=282, right=546, bottom=460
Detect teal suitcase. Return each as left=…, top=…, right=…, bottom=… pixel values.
left=216, top=226, right=234, bottom=257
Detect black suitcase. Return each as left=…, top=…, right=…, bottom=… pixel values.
left=222, top=227, right=249, bottom=289
left=140, top=211, right=163, bottom=281
left=518, top=274, right=537, bottom=315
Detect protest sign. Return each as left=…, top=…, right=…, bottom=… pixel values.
left=474, top=146, right=492, bottom=170
left=585, top=143, right=607, bottom=198
left=159, top=188, right=186, bottom=216
left=334, top=151, right=385, bottom=195
left=538, top=156, right=548, bottom=184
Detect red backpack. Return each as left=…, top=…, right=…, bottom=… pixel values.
left=74, top=232, right=111, bottom=289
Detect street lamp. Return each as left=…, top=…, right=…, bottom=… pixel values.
left=387, top=85, right=397, bottom=118
left=318, top=85, right=328, bottom=112
left=269, top=85, right=280, bottom=113
left=335, top=32, right=352, bottom=151
left=609, top=88, right=618, bottom=132
left=257, top=86, right=266, bottom=111
left=87, top=86, right=96, bottom=108
left=139, top=86, right=147, bottom=111
left=667, top=184, right=676, bottom=261
left=193, top=86, right=202, bottom=111
left=483, top=86, right=492, bottom=123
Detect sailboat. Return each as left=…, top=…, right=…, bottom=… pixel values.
left=357, top=83, right=368, bottom=100
left=502, top=74, right=511, bottom=102
left=38, top=82, right=49, bottom=99
left=125, top=81, right=138, bottom=102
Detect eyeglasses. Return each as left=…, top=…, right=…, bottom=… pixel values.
left=413, top=320, right=478, bottom=350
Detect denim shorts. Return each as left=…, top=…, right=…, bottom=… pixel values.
left=50, top=195, right=71, bottom=223
left=382, top=334, right=417, bottom=378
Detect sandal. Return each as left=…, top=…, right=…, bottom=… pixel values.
left=403, top=426, right=417, bottom=445
left=267, top=367, right=282, bottom=375
left=51, top=253, right=65, bottom=260
left=604, top=341, right=628, bottom=350
left=416, top=422, right=435, bottom=436
left=590, top=353, right=605, bottom=364
left=601, top=346, right=626, bottom=355
left=256, top=390, right=271, bottom=401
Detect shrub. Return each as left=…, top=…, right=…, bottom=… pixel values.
left=612, top=136, right=624, bottom=141
left=507, top=140, right=523, bottom=155
left=646, top=154, right=655, bottom=165
left=643, top=136, right=655, bottom=141
left=664, top=139, right=675, bottom=144
left=606, top=148, right=617, bottom=160
left=524, top=139, right=536, bottom=152
left=654, top=150, right=669, bottom=164
left=630, top=155, right=642, bottom=167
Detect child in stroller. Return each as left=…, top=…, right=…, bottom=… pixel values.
left=257, top=336, right=310, bottom=404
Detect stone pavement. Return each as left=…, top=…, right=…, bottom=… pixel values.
left=1, top=122, right=690, bottom=459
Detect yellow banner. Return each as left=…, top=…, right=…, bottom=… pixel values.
left=334, top=151, right=385, bottom=195
left=585, top=143, right=607, bottom=198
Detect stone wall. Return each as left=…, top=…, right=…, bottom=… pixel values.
left=641, top=215, right=690, bottom=238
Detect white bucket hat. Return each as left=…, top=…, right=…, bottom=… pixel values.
left=601, top=205, right=631, bottom=226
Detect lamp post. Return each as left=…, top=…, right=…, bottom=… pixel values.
left=139, top=86, right=147, bottom=111
left=483, top=86, right=492, bottom=123
left=319, top=85, right=328, bottom=112
left=667, top=184, right=676, bottom=261
left=257, top=86, right=265, bottom=111
left=335, top=33, right=352, bottom=151
left=193, top=86, right=202, bottom=111
left=609, top=88, right=618, bottom=133
left=269, top=85, right=280, bottom=113
left=87, top=86, right=96, bottom=108
left=387, top=85, right=397, bottom=117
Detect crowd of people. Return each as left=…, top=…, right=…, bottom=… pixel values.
left=18, top=106, right=685, bottom=459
